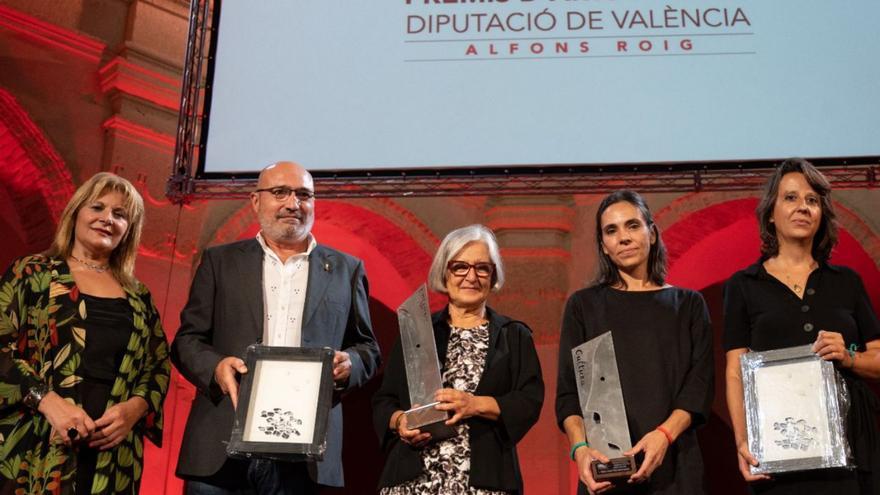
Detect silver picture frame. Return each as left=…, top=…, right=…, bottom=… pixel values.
left=227, top=345, right=335, bottom=461
left=740, top=344, right=852, bottom=474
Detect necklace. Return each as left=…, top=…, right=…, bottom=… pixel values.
left=786, top=277, right=803, bottom=294
left=70, top=255, right=109, bottom=273
left=781, top=261, right=817, bottom=295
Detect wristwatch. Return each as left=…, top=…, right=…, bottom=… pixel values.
left=23, top=382, right=49, bottom=410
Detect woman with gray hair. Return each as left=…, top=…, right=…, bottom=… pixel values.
left=373, top=224, right=544, bottom=495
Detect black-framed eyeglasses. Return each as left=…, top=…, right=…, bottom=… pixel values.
left=254, top=187, right=315, bottom=202
left=446, top=260, right=495, bottom=278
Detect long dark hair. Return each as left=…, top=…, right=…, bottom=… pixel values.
left=755, top=158, right=838, bottom=262
left=592, top=190, right=667, bottom=288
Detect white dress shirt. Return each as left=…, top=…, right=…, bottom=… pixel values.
left=257, top=232, right=317, bottom=347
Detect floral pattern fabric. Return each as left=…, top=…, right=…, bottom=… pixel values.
left=0, top=255, right=170, bottom=494
left=382, top=322, right=508, bottom=495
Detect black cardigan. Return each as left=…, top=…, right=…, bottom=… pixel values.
left=372, top=306, right=545, bottom=494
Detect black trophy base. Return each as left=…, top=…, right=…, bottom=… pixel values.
left=404, top=403, right=456, bottom=441
left=417, top=419, right=456, bottom=441
left=591, top=456, right=637, bottom=481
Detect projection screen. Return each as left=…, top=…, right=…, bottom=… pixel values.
left=198, top=0, right=880, bottom=175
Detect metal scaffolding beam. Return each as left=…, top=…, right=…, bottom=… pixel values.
left=167, top=165, right=877, bottom=202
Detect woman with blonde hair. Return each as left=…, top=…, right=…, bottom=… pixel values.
left=0, top=172, right=170, bottom=494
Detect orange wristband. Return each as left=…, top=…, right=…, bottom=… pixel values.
left=656, top=425, right=674, bottom=445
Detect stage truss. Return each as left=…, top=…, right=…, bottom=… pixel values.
left=166, top=166, right=876, bottom=202
left=167, top=0, right=878, bottom=204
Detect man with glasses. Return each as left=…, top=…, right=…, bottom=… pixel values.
left=172, top=161, right=381, bottom=494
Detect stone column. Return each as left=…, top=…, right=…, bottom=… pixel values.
left=485, top=194, right=575, bottom=495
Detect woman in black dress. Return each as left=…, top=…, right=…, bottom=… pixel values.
left=373, top=224, right=544, bottom=495
left=724, top=158, right=880, bottom=494
left=556, top=190, right=714, bottom=494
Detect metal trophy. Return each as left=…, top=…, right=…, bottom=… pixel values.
left=572, top=331, right=638, bottom=480
left=397, top=284, right=456, bottom=440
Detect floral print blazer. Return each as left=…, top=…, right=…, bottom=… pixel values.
left=0, top=255, right=170, bottom=494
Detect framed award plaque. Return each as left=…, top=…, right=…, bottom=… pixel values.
left=740, top=344, right=852, bottom=474
left=227, top=345, right=335, bottom=461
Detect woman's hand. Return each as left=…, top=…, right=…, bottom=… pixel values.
left=812, top=330, right=853, bottom=367
left=624, top=430, right=669, bottom=483
left=434, top=388, right=479, bottom=425
left=393, top=410, right=432, bottom=448
left=434, top=388, right=501, bottom=425
left=89, top=396, right=148, bottom=450
left=38, top=391, right=96, bottom=446
left=736, top=441, right=771, bottom=482
left=573, top=445, right=614, bottom=494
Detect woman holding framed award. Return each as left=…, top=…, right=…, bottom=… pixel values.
left=373, top=224, right=544, bottom=495
left=724, top=158, right=880, bottom=494
left=556, top=190, right=714, bottom=494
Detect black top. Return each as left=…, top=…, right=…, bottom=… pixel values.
left=372, top=306, right=544, bottom=494
left=556, top=286, right=714, bottom=494
left=723, top=261, right=880, bottom=352
left=79, top=293, right=134, bottom=414
left=76, top=293, right=134, bottom=495
left=723, top=261, right=880, bottom=494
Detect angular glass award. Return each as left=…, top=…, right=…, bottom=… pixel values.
left=572, top=332, right=637, bottom=480
left=398, top=284, right=455, bottom=440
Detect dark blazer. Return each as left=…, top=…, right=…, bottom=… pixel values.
left=372, top=306, right=544, bottom=494
left=171, top=238, right=380, bottom=487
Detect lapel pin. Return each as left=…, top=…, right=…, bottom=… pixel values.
left=323, top=262, right=331, bottom=272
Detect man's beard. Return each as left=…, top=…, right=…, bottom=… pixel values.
left=261, top=218, right=311, bottom=244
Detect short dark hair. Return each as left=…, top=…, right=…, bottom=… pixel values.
left=756, top=158, right=838, bottom=261
left=592, top=190, right=667, bottom=288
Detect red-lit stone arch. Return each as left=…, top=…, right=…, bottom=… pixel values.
left=0, top=87, right=75, bottom=262
left=662, top=197, right=762, bottom=290
left=659, top=196, right=880, bottom=303
left=210, top=199, right=437, bottom=310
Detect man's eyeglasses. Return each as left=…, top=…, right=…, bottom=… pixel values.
left=446, top=260, right=495, bottom=278
left=254, top=187, right=315, bottom=202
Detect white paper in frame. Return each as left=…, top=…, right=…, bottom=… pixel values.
left=741, top=344, right=853, bottom=474
left=242, top=360, right=323, bottom=444
left=753, top=360, right=832, bottom=462
left=227, top=345, right=334, bottom=461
